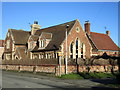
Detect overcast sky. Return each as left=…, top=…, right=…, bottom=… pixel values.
left=1, top=2, right=119, bottom=46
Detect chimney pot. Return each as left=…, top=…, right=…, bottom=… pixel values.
left=106, top=30, right=110, bottom=36
left=34, top=21, right=38, bottom=24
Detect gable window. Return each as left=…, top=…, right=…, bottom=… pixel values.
left=6, top=40, right=10, bottom=49
left=76, top=27, right=80, bottom=32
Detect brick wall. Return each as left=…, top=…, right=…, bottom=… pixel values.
left=35, top=65, right=56, bottom=73
left=0, top=64, right=118, bottom=76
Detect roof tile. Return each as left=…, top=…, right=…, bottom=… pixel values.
left=90, top=32, right=119, bottom=51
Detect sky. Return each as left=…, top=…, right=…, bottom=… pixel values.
left=1, top=2, right=119, bottom=46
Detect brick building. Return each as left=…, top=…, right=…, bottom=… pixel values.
left=3, top=19, right=119, bottom=60
left=0, top=40, right=4, bottom=60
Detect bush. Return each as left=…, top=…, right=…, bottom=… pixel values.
left=116, top=73, right=120, bottom=83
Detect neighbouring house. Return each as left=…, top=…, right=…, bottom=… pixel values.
left=85, top=21, right=119, bottom=57
left=3, top=19, right=119, bottom=60
left=0, top=40, right=4, bottom=60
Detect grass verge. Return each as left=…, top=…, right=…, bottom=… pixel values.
left=58, top=73, right=84, bottom=79
left=108, top=84, right=120, bottom=88
left=58, top=72, right=116, bottom=79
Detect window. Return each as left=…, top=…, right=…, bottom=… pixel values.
left=15, top=55, right=19, bottom=59
left=76, top=39, right=78, bottom=59
left=6, top=40, right=10, bottom=49
left=46, top=53, right=48, bottom=59
left=70, top=42, right=74, bottom=58
left=80, top=43, right=85, bottom=58
left=80, top=43, right=83, bottom=58
left=41, top=54, right=44, bottom=59
left=76, top=27, right=80, bottom=32
left=33, top=54, right=39, bottom=59
left=6, top=54, right=11, bottom=60
left=39, top=40, right=44, bottom=48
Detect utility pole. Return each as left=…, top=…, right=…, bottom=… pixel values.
left=65, top=25, right=69, bottom=74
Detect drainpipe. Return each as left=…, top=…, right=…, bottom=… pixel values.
left=65, top=25, right=69, bottom=74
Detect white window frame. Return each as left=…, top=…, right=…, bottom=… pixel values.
left=6, top=54, right=11, bottom=60
left=76, top=27, right=80, bottom=32
left=39, top=40, right=45, bottom=48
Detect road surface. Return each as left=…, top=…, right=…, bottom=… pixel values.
left=1, top=71, right=119, bottom=89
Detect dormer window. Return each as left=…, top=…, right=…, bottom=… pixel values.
left=39, top=40, right=44, bottom=48
left=39, top=32, right=52, bottom=49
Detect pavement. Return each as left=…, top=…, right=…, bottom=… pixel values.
left=1, top=70, right=120, bottom=90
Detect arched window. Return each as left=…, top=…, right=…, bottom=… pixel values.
left=70, top=42, right=74, bottom=58
left=80, top=43, right=84, bottom=58
left=76, top=39, right=78, bottom=59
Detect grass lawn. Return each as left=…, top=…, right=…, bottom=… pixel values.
left=108, top=84, right=120, bottom=88
left=79, top=72, right=116, bottom=79
left=58, top=72, right=116, bottom=79
left=58, top=73, right=84, bottom=79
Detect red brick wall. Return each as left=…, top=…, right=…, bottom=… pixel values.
left=1, top=64, right=118, bottom=76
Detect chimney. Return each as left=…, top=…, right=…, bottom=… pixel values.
left=106, top=30, right=110, bottom=36
left=31, top=21, right=40, bottom=35
left=34, top=21, right=38, bottom=24
left=84, top=20, right=90, bottom=35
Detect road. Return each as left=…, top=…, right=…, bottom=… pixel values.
left=2, top=71, right=76, bottom=89
left=1, top=71, right=119, bottom=89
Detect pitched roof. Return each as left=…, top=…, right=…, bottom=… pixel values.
left=30, top=35, right=39, bottom=41
left=0, top=40, right=4, bottom=47
left=40, top=32, right=52, bottom=39
left=90, top=32, right=119, bottom=51
left=32, top=20, right=76, bottom=51
left=16, top=47, right=27, bottom=59
left=10, top=29, right=30, bottom=44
